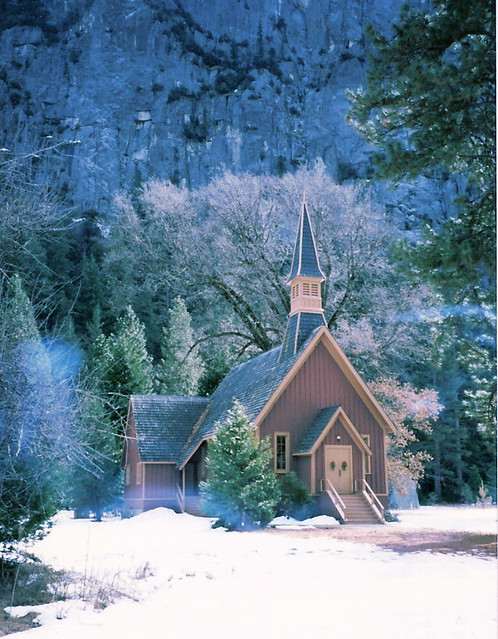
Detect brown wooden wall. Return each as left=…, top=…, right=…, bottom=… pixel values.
left=259, top=340, right=387, bottom=495
left=123, top=413, right=142, bottom=509
left=144, top=464, right=178, bottom=499
left=123, top=411, right=181, bottom=512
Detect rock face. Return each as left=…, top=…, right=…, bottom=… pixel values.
left=0, top=0, right=432, bottom=214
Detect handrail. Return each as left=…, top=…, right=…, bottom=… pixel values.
left=358, top=478, right=384, bottom=521
left=325, top=478, right=347, bottom=521
left=176, top=483, right=185, bottom=513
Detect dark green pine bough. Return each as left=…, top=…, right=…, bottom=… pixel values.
left=348, top=0, right=495, bottom=303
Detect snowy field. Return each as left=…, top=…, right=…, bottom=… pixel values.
left=7, top=506, right=497, bottom=639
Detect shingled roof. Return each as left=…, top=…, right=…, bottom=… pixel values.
left=178, top=328, right=322, bottom=468
left=287, top=201, right=325, bottom=282
left=293, top=405, right=341, bottom=454
left=131, top=395, right=209, bottom=463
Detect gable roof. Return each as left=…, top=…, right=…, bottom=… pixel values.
left=294, top=404, right=372, bottom=456
left=178, top=325, right=395, bottom=468
left=178, top=328, right=321, bottom=469
left=131, top=395, right=209, bottom=463
left=293, top=405, right=341, bottom=454
left=287, top=201, right=325, bottom=282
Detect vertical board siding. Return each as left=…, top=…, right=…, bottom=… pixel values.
left=260, top=341, right=387, bottom=495
left=144, top=464, right=178, bottom=499
left=295, top=456, right=311, bottom=488
left=124, top=414, right=142, bottom=506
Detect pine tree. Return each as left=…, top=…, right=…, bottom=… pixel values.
left=156, top=297, right=204, bottom=396
left=201, top=401, right=280, bottom=529
left=348, top=0, right=495, bottom=303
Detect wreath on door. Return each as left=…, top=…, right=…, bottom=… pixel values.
left=341, top=461, right=348, bottom=471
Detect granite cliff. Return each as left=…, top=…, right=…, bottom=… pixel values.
left=0, top=0, right=442, bottom=217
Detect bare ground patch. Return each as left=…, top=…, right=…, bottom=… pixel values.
left=265, top=526, right=497, bottom=558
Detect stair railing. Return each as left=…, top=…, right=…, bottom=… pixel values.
left=176, top=483, right=185, bottom=513
left=324, top=478, right=347, bottom=521
left=357, top=478, right=384, bottom=521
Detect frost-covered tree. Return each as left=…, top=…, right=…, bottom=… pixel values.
left=0, top=276, right=76, bottom=543
left=369, top=377, right=441, bottom=495
left=70, top=386, right=122, bottom=521
left=156, top=297, right=204, bottom=396
left=111, top=166, right=430, bottom=375
left=201, top=401, right=280, bottom=529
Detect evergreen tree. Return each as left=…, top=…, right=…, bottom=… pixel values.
left=156, top=297, right=204, bottom=396
left=91, top=306, right=154, bottom=438
left=348, top=0, right=495, bottom=302
left=201, top=401, right=280, bottom=529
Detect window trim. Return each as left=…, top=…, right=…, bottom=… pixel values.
left=274, top=432, right=290, bottom=473
left=361, top=435, right=371, bottom=475
left=136, top=464, right=143, bottom=485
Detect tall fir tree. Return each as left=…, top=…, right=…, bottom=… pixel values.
left=156, top=297, right=204, bottom=396
left=91, top=306, right=154, bottom=438
left=201, top=401, right=280, bottom=529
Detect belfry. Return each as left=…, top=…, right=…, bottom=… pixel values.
left=280, top=201, right=326, bottom=361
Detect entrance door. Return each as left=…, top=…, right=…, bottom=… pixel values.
left=324, top=445, right=353, bottom=494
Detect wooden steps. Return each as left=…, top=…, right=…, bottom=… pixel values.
left=340, top=493, right=384, bottom=524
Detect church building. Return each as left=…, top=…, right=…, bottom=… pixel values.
left=122, top=203, right=395, bottom=523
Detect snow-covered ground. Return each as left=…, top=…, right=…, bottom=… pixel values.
left=7, top=506, right=497, bottom=639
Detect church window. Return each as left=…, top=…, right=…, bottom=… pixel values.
left=275, top=433, right=290, bottom=472
left=311, top=283, right=319, bottom=296
left=302, top=282, right=310, bottom=296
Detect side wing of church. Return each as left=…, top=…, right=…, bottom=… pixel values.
left=122, top=202, right=395, bottom=523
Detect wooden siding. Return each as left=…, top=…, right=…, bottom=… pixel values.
left=144, top=463, right=178, bottom=499
left=294, top=455, right=312, bottom=489
left=260, top=340, right=387, bottom=496
left=123, top=413, right=143, bottom=508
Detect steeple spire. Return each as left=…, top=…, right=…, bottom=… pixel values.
left=287, top=200, right=326, bottom=283
left=280, top=201, right=326, bottom=361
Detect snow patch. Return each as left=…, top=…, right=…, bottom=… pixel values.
left=8, top=506, right=496, bottom=639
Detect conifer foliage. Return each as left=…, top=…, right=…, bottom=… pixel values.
left=202, top=401, right=280, bottom=529
left=156, top=297, right=204, bottom=396
left=91, top=306, right=154, bottom=436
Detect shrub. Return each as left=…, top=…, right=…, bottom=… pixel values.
left=276, top=472, right=312, bottom=519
